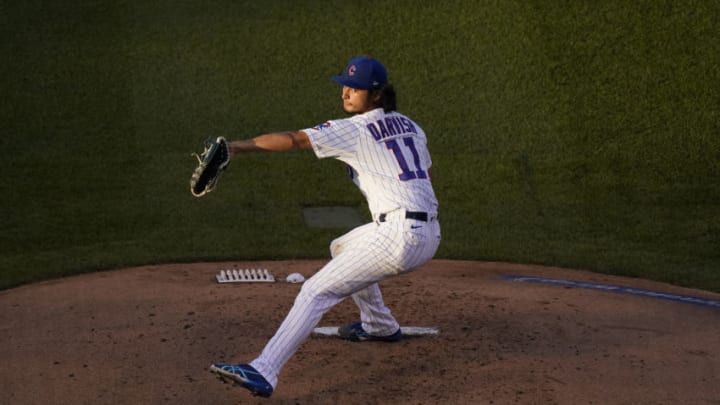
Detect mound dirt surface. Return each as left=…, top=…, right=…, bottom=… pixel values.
left=1, top=260, right=719, bottom=404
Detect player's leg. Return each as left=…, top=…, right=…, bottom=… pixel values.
left=247, top=220, right=440, bottom=389
left=348, top=219, right=442, bottom=335
left=249, top=225, right=396, bottom=388
left=350, top=282, right=399, bottom=336
left=331, top=222, right=402, bottom=334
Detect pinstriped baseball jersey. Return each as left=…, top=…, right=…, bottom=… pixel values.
left=303, top=108, right=438, bottom=219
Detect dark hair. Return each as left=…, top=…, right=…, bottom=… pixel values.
left=370, top=84, right=397, bottom=112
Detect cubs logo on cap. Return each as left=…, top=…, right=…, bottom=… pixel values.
left=332, top=56, right=387, bottom=90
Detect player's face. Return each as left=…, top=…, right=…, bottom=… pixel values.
left=341, top=86, right=373, bottom=114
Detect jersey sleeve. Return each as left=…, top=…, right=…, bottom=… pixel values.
left=302, top=118, right=358, bottom=160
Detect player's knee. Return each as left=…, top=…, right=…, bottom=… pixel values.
left=298, top=277, right=332, bottom=301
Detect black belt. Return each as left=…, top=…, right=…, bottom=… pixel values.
left=378, top=211, right=428, bottom=223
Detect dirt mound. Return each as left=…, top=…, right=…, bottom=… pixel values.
left=2, top=260, right=719, bottom=404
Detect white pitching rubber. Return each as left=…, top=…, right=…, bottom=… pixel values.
left=312, top=326, right=440, bottom=337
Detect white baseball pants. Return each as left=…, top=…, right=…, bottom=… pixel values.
left=249, top=214, right=441, bottom=388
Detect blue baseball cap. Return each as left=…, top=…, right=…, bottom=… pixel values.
left=331, top=56, right=388, bottom=90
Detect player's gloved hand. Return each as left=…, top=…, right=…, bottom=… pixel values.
left=190, top=136, right=231, bottom=197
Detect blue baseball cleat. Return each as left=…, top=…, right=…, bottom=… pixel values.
left=209, top=363, right=273, bottom=398
left=338, top=322, right=402, bottom=342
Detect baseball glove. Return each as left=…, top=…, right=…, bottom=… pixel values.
left=190, top=136, right=231, bottom=197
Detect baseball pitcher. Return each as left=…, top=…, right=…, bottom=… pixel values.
left=207, top=56, right=441, bottom=398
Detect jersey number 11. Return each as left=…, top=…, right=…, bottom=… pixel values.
left=386, top=137, right=427, bottom=181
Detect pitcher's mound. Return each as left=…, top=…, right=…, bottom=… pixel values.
left=1, top=259, right=719, bottom=404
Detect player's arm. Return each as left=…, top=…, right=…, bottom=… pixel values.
left=228, top=131, right=312, bottom=157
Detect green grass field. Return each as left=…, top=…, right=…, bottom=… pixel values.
left=2, top=0, right=719, bottom=291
